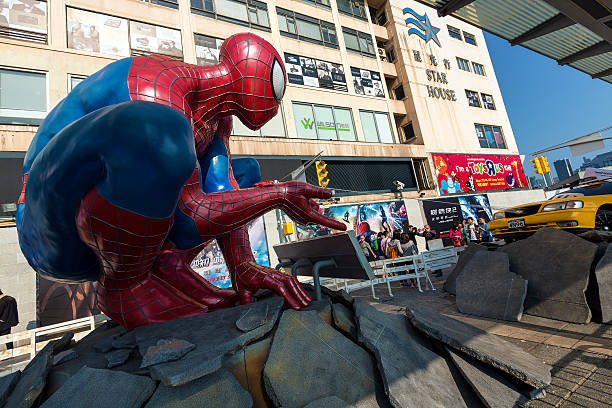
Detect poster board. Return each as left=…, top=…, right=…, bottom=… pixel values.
left=0, top=0, right=47, bottom=34
left=67, top=7, right=129, bottom=56
left=350, top=67, right=384, bottom=97
left=284, top=53, right=347, bottom=92
left=129, top=20, right=183, bottom=58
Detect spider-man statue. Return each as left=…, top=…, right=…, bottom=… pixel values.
left=17, top=33, right=346, bottom=330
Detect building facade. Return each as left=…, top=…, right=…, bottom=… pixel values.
left=0, top=0, right=523, bottom=209
left=553, top=158, right=573, bottom=181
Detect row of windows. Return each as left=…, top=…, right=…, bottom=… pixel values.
left=456, top=57, right=486, bottom=76
left=475, top=124, right=506, bottom=149
left=342, top=27, right=375, bottom=57
left=277, top=8, right=338, bottom=48
left=465, top=90, right=496, bottom=110
left=447, top=25, right=477, bottom=46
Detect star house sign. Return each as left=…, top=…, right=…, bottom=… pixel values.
left=403, top=8, right=441, bottom=47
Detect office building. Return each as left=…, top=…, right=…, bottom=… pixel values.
left=554, top=158, right=573, bottom=181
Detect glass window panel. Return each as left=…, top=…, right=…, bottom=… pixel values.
left=70, top=76, right=85, bottom=91
left=260, top=107, right=286, bottom=137
left=216, top=0, right=248, bottom=21
left=493, top=126, right=505, bottom=148
left=463, top=32, right=476, bottom=45
left=465, top=90, right=480, bottom=107
left=256, top=8, right=269, bottom=27
left=0, top=70, right=46, bottom=111
left=320, top=0, right=330, bottom=5
left=472, top=62, right=485, bottom=75
left=344, top=31, right=359, bottom=51
left=447, top=25, right=462, bottom=40
left=475, top=125, right=488, bottom=148
left=360, top=111, right=378, bottom=142
left=296, top=18, right=322, bottom=41
left=456, top=57, right=470, bottom=71
left=278, top=14, right=288, bottom=32
left=484, top=125, right=495, bottom=148
left=333, top=108, right=355, bottom=141
left=358, top=36, right=369, bottom=53
left=374, top=112, right=393, bottom=143
left=249, top=7, right=258, bottom=24
left=232, top=116, right=260, bottom=137
left=337, top=0, right=351, bottom=13
left=481, top=93, right=495, bottom=110
left=293, top=103, right=317, bottom=139
left=313, top=105, right=337, bottom=140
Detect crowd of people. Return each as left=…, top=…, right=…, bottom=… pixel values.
left=448, top=217, right=492, bottom=247
left=358, top=225, right=438, bottom=262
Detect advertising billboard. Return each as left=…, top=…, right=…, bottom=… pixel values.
left=284, top=53, right=348, bottom=92
left=190, top=217, right=270, bottom=288
left=422, top=194, right=492, bottom=245
left=432, top=153, right=528, bottom=195
left=0, top=0, right=47, bottom=34
left=67, top=7, right=129, bottom=56
left=129, top=21, right=183, bottom=58
left=37, top=278, right=99, bottom=327
left=350, top=67, right=384, bottom=98
left=194, top=33, right=223, bottom=66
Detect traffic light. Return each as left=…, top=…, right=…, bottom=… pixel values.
left=315, top=160, right=329, bottom=187
left=540, top=156, right=551, bottom=173
left=531, top=157, right=544, bottom=174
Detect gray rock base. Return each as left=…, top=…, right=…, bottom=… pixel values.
left=406, top=305, right=551, bottom=388
left=456, top=251, right=527, bottom=321
left=0, top=371, right=21, bottom=407
left=595, top=243, right=612, bottom=323
left=144, top=368, right=252, bottom=408
left=304, top=396, right=354, bottom=408
left=106, top=349, right=132, bottom=368
left=4, top=342, right=53, bottom=408
left=332, top=303, right=358, bottom=340
left=140, top=339, right=195, bottom=369
left=40, top=366, right=156, bottom=408
left=354, top=299, right=467, bottom=408
left=444, top=243, right=486, bottom=295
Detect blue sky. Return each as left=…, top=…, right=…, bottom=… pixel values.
left=484, top=32, right=612, bottom=180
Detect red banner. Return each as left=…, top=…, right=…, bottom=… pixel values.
left=432, top=153, right=528, bottom=195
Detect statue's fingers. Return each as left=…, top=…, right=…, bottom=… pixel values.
left=283, top=275, right=310, bottom=307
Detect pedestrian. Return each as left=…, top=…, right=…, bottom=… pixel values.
left=406, top=226, right=419, bottom=254
left=466, top=217, right=479, bottom=243
left=400, top=232, right=417, bottom=256
left=417, top=225, right=438, bottom=250
left=478, top=217, right=493, bottom=243
left=387, top=230, right=402, bottom=259
left=461, top=219, right=470, bottom=245
left=359, top=234, right=376, bottom=262
left=374, top=232, right=386, bottom=260
left=381, top=230, right=391, bottom=257
left=449, top=223, right=463, bottom=247
left=0, top=289, right=18, bottom=350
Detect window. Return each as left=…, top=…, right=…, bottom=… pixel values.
left=465, top=90, right=480, bottom=107
left=456, top=57, right=470, bottom=72
left=0, top=69, right=47, bottom=125
left=342, top=27, right=375, bottom=57
left=277, top=8, right=337, bottom=48
left=0, top=0, right=47, bottom=44
left=138, top=0, right=179, bottom=9
left=292, top=102, right=356, bottom=141
left=129, top=21, right=183, bottom=58
left=386, top=47, right=396, bottom=63
left=447, top=25, right=462, bottom=40
left=472, top=62, right=486, bottom=76
left=393, top=85, right=405, bottom=100
left=375, top=11, right=387, bottom=26
left=297, top=0, right=331, bottom=9
left=68, top=75, right=87, bottom=91
left=233, top=105, right=286, bottom=138
left=463, top=31, right=477, bottom=45
left=190, top=0, right=270, bottom=31
left=337, top=0, right=367, bottom=21
left=481, top=93, right=495, bottom=110
left=475, top=124, right=506, bottom=149
left=402, top=122, right=416, bottom=142
left=359, top=111, right=394, bottom=143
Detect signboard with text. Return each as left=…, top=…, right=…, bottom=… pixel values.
left=432, top=153, right=528, bottom=195
left=284, top=53, right=348, bottom=92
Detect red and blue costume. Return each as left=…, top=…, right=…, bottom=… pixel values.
left=17, top=33, right=345, bottom=330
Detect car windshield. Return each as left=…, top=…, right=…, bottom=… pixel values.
left=550, top=182, right=612, bottom=200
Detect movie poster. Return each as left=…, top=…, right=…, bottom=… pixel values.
left=0, top=0, right=47, bottom=34
left=190, top=217, right=270, bottom=288
left=296, top=200, right=408, bottom=240
left=194, top=33, right=223, bottom=66
left=351, top=67, right=384, bottom=97
left=67, top=7, right=129, bottom=56
left=129, top=21, right=183, bottom=58
left=422, top=194, right=492, bottom=245
left=284, top=53, right=348, bottom=92
left=432, top=153, right=528, bottom=195
left=37, top=278, right=99, bottom=327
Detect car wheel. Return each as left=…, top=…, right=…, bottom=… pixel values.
left=594, top=207, right=612, bottom=232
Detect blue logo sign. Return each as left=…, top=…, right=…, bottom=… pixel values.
left=403, top=8, right=441, bottom=47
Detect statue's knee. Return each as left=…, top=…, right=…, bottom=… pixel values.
left=232, top=158, right=261, bottom=189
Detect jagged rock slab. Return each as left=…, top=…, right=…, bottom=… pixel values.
left=133, top=296, right=284, bottom=386
left=595, top=244, right=612, bottom=323
left=302, top=283, right=354, bottom=308
left=106, top=349, right=132, bottom=368
left=406, top=305, right=551, bottom=388
left=447, top=348, right=529, bottom=408
left=4, top=341, right=53, bottom=408
left=0, top=371, right=21, bottom=407
left=53, top=350, right=79, bottom=366
left=354, top=299, right=467, bottom=408
left=303, top=299, right=332, bottom=324
left=49, top=333, right=74, bottom=355
left=140, top=339, right=195, bottom=368
left=144, top=368, right=252, bottom=408
left=93, top=335, right=119, bottom=353
left=236, top=301, right=269, bottom=332
left=332, top=303, right=358, bottom=340
left=456, top=251, right=527, bottom=322
left=304, top=396, right=354, bottom=408
left=444, top=243, right=486, bottom=295
left=40, top=366, right=156, bottom=408
left=263, top=310, right=381, bottom=408
left=500, top=227, right=596, bottom=323
left=112, top=334, right=137, bottom=350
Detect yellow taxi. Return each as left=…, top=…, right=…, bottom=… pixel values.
left=488, top=182, right=612, bottom=241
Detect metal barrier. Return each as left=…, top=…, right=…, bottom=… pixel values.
left=0, top=314, right=108, bottom=364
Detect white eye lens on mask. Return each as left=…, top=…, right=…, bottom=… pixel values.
left=271, top=58, right=285, bottom=102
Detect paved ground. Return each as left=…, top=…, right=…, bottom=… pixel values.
left=349, top=273, right=612, bottom=408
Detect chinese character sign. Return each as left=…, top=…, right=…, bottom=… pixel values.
left=432, top=153, right=528, bottom=195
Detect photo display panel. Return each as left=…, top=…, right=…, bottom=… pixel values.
left=67, top=7, right=129, bottom=56
left=351, top=67, right=384, bottom=97
left=284, top=53, right=347, bottom=92
left=194, top=33, right=224, bottom=66
left=129, top=20, right=183, bottom=58
left=0, top=0, right=47, bottom=34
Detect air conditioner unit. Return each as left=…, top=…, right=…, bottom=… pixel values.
left=378, top=48, right=387, bottom=61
